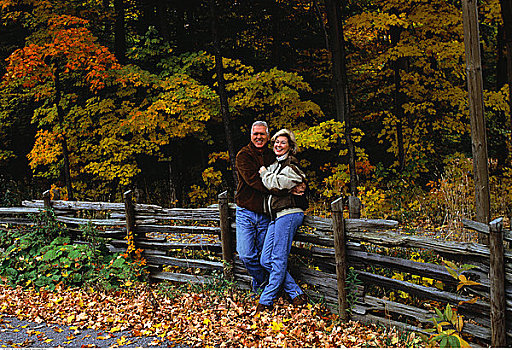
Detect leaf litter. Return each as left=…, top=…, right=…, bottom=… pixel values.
left=0, top=283, right=425, bottom=347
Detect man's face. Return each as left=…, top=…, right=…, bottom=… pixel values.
left=251, top=125, right=269, bottom=149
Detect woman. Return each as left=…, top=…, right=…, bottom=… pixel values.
left=256, top=129, right=308, bottom=312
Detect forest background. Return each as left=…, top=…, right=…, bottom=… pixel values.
left=0, top=0, right=511, bottom=232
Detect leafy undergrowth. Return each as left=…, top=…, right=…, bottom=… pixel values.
left=0, top=283, right=426, bottom=347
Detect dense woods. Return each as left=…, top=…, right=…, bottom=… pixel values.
left=0, top=0, right=511, bottom=225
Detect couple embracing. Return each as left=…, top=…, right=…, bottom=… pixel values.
left=235, top=121, right=308, bottom=313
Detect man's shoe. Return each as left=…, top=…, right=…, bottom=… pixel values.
left=291, top=293, right=308, bottom=307
left=256, top=303, right=273, bottom=313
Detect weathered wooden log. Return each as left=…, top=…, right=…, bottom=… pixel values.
left=332, top=197, right=348, bottom=321
left=22, top=199, right=157, bottom=212
left=489, top=218, right=506, bottom=347
left=0, top=218, right=36, bottom=225
left=144, top=255, right=223, bottom=271
left=124, top=191, right=136, bottom=241
left=55, top=216, right=126, bottom=226
left=354, top=270, right=491, bottom=316
left=294, top=232, right=334, bottom=247
left=218, top=191, right=234, bottom=281
left=135, top=224, right=220, bottom=235
left=291, top=266, right=338, bottom=292
left=301, top=215, right=398, bottom=234
left=352, top=313, right=425, bottom=333
left=348, top=230, right=489, bottom=260
left=348, top=249, right=488, bottom=288
left=111, top=239, right=222, bottom=252
left=149, top=271, right=207, bottom=284
left=356, top=295, right=433, bottom=320
left=0, top=207, right=42, bottom=215
left=348, top=196, right=361, bottom=219
left=110, top=211, right=227, bottom=222
left=0, top=208, right=71, bottom=216
left=155, top=208, right=221, bottom=221
left=43, top=190, right=51, bottom=209
left=463, top=218, right=512, bottom=241
left=357, top=295, right=490, bottom=341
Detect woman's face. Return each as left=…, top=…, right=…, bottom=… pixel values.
left=273, top=135, right=290, bottom=156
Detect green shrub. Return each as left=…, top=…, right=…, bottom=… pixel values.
left=0, top=209, right=148, bottom=290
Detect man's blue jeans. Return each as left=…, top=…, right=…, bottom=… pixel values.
left=236, top=206, right=271, bottom=292
left=259, top=212, right=304, bottom=306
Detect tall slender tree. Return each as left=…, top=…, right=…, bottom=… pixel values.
left=210, top=0, right=238, bottom=188
left=462, top=0, right=490, bottom=243
left=324, top=0, right=357, bottom=195
left=499, top=0, right=512, bottom=134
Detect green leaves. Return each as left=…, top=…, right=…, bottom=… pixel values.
left=427, top=304, right=470, bottom=348
left=0, top=210, right=147, bottom=291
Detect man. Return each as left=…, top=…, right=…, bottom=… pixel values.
left=235, top=121, right=275, bottom=292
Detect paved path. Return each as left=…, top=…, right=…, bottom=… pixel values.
left=0, top=315, right=177, bottom=348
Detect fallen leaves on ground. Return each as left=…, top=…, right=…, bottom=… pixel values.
left=0, top=283, right=425, bottom=347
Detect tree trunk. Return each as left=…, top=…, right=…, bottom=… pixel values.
left=462, top=0, right=491, bottom=244
left=53, top=67, right=74, bottom=201
left=325, top=0, right=357, bottom=195
left=168, top=160, right=177, bottom=207
left=114, top=0, right=126, bottom=64
left=495, top=26, right=509, bottom=169
left=390, top=24, right=406, bottom=173
left=210, top=0, right=238, bottom=189
left=499, top=0, right=512, bottom=134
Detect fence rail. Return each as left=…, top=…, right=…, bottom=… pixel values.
left=0, top=189, right=510, bottom=346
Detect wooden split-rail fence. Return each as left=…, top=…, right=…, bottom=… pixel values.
left=0, top=189, right=511, bottom=347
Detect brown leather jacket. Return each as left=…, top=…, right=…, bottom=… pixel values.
left=235, top=143, right=275, bottom=213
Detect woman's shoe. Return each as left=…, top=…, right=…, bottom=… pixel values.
left=256, top=303, right=273, bottom=313
left=291, top=293, right=308, bottom=307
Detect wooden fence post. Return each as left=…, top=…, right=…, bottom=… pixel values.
left=218, top=191, right=234, bottom=280
left=123, top=190, right=136, bottom=239
left=43, top=190, right=52, bottom=209
left=331, top=197, right=348, bottom=321
left=348, top=196, right=361, bottom=219
left=489, top=217, right=506, bottom=347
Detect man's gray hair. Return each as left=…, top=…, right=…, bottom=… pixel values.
left=251, top=121, right=269, bottom=135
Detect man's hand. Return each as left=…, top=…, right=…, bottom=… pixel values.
left=291, top=182, right=306, bottom=195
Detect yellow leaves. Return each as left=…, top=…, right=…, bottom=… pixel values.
left=270, top=321, right=284, bottom=332
left=484, top=86, right=509, bottom=113
left=27, top=130, right=63, bottom=170
left=116, top=336, right=132, bottom=346
left=456, top=275, right=480, bottom=291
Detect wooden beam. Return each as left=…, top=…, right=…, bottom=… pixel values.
left=218, top=191, right=234, bottom=280
left=462, top=0, right=491, bottom=244
left=489, top=218, right=507, bottom=347
left=331, top=197, right=348, bottom=321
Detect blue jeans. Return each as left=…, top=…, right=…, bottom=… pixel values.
left=259, top=212, right=304, bottom=306
left=236, top=206, right=271, bottom=292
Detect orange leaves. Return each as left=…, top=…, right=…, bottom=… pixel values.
left=3, top=14, right=119, bottom=94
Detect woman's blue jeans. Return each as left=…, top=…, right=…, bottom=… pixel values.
left=259, top=212, right=304, bottom=306
left=236, top=206, right=270, bottom=292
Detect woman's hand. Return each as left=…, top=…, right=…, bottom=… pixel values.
left=291, top=182, right=306, bottom=195
left=259, top=166, right=267, bottom=174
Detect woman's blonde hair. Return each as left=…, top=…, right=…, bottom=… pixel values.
left=271, top=129, right=298, bottom=154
